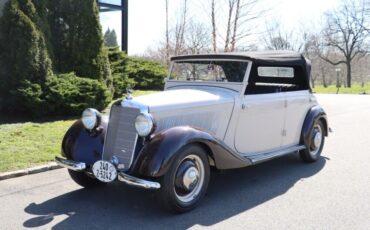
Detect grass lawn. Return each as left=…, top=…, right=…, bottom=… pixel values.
left=0, top=120, right=75, bottom=172
left=313, top=83, right=370, bottom=94
left=0, top=90, right=157, bottom=173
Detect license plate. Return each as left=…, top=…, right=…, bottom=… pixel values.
left=92, top=161, right=117, bottom=183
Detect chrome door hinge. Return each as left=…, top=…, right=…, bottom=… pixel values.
left=282, top=129, right=287, bottom=136
left=242, top=104, right=251, bottom=110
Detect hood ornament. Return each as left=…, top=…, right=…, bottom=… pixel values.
left=126, top=86, right=133, bottom=100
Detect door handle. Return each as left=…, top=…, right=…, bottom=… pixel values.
left=242, top=104, right=251, bottom=110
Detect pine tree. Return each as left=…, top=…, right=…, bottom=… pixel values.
left=0, top=0, right=52, bottom=111
left=0, top=0, right=112, bottom=115
left=48, top=0, right=112, bottom=87
left=104, top=28, right=119, bottom=47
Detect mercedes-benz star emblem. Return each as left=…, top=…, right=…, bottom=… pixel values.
left=126, top=87, right=133, bottom=100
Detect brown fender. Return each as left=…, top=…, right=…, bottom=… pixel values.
left=129, top=126, right=251, bottom=178
left=61, top=120, right=107, bottom=166
left=300, top=105, right=329, bottom=147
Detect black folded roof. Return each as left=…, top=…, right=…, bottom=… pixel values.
left=171, top=50, right=311, bottom=84
left=171, top=50, right=305, bottom=63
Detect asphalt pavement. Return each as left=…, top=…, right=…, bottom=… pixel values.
left=0, top=94, right=369, bottom=230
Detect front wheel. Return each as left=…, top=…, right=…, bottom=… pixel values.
left=157, top=145, right=210, bottom=213
left=300, top=119, right=325, bottom=163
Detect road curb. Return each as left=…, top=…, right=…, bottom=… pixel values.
left=0, top=163, right=62, bottom=181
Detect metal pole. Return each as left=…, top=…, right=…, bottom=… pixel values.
left=121, top=0, right=128, bottom=53
left=336, top=68, right=341, bottom=94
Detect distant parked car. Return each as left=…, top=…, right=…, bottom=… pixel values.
left=56, top=51, right=329, bottom=213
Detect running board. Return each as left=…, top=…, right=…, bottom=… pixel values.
left=244, top=145, right=306, bottom=165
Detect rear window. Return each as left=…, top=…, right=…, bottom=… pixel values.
left=258, top=67, right=294, bottom=78
left=170, top=60, right=248, bottom=83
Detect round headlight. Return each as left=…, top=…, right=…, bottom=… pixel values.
left=81, top=108, right=101, bottom=130
left=135, top=113, right=155, bottom=137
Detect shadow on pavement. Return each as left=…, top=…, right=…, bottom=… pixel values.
left=23, top=154, right=326, bottom=230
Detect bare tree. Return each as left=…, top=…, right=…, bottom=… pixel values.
left=211, top=0, right=217, bottom=52
left=165, top=0, right=170, bottom=64
left=206, top=0, right=268, bottom=52
left=319, top=0, right=368, bottom=87
left=361, top=0, right=370, bottom=31
left=224, top=0, right=236, bottom=52
left=173, top=0, right=189, bottom=55
left=263, top=21, right=301, bottom=51
left=185, top=21, right=211, bottom=54
left=230, top=0, right=241, bottom=51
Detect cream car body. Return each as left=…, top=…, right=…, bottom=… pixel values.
left=56, top=51, right=329, bottom=213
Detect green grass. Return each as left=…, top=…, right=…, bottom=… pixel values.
left=0, top=120, right=75, bottom=172
left=313, top=83, right=370, bottom=94
left=0, top=90, right=157, bottom=173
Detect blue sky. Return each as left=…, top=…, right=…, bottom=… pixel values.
left=100, top=0, right=341, bottom=55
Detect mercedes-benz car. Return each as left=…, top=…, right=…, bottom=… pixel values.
left=56, top=51, right=329, bottom=213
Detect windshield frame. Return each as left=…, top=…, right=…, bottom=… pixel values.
left=167, top=59, right=251, bottom=84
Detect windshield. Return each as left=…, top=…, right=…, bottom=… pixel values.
left=170, top=60, right=248, bottom=83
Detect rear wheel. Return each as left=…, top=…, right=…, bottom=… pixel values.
left=157, top=145, right=210, bottom=213
left=300, top=120, right=325, bottom=163
left=68, top=169, right=106, bottom=188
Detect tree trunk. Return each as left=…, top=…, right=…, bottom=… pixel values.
left=165, top=0, right=169, bottom=65
left=323, top=75, right=327, bottom=87
left=321, top=68, right=327, bottom=87
left=224, top=0, right=235, bottom=52
left=346, top=60, right=352, bottom=88
left=211, top=0, right=217, bottom=53
left=230, top=0, right=240, bottom=52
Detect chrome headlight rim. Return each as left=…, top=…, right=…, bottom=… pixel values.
left=134, top=113, right=156, bottom=137
left=81, top=108, right=102, bottom=130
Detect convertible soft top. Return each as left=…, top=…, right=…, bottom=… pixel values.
left=171, top=50, right=306, bottom=64
left=171, top=50, right=312, bottom=84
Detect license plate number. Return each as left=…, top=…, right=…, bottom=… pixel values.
left=92, top=161, right=117, bottom=183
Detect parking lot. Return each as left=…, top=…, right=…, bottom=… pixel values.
left=0, top=94, right=369, bottom=230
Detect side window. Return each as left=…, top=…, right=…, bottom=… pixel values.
left=245, top=65, right=308, bottom=95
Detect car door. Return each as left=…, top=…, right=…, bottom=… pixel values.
left=282, top=90, right=313, bottom=147
left=234, top=92, right=286, bottom=155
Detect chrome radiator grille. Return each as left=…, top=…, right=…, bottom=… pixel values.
left=103, top=105, right=140, bottom=171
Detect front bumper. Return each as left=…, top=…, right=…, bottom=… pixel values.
left=55, top=157, right=161, bottom=190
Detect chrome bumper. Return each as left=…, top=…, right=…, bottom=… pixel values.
left=118, top=172, right=161, bottom=190
left=54, top=157, right=161, bottom=190
left=55, top=156, right=86, bottom=171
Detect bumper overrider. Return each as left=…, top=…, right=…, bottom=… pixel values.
left=55, top=156, right=161, bottom=190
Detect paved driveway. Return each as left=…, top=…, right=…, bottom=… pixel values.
left=0, top=94, right=369, bottom=230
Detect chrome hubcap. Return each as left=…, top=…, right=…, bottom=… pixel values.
left=313, top=132, right=322, bottom=148
left=310, top=124, right=323, bottom=156
left=182, top=167, right=199, bottom=190
left=174, top=155, right=205, bottom=203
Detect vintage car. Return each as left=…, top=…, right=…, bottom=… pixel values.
left=56, top=51, right=329, bottom=213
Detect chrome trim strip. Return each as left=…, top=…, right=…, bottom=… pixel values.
left=245, top=145, right=306, bottom=164
left=121, top=99, right=149, bottom=113
left=118, top=172, right=161, bottom=190
left=55, top=157, right=86, bottom=171
left=128, top=134, right=139, bottom=168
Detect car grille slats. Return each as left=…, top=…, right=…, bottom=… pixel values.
left=103, top=105, right=139, bottom=171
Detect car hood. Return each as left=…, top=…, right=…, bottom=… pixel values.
left=133, top=87, right=236, bottom=112
left=130, top=87, right=237, bottom=139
